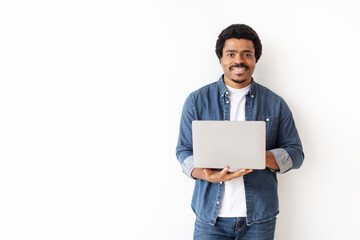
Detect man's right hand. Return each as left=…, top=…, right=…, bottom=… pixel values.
left=191, top=167, right=253, bottom=183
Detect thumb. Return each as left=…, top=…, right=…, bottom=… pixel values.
left=219, top=166, right=230, bottom=176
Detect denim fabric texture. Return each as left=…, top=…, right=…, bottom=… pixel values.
left=176, top=75, right=304, bottom=226
left=194, top=217, right=277, bottom=240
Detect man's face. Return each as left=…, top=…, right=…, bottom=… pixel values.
left=220, top=38, right=256, bottom=89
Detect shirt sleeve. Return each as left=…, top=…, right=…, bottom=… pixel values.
left=176, top=94, right=197, bottom=180
left=272, top=98, right=304, bottom=173
left=181, top=155, right=195, bottom=179
left=269, top=148, right=293, bottom=174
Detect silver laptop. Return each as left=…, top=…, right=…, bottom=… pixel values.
left=192, top=121, right=266, bottom=169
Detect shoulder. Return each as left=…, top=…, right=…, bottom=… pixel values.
left=254, top=81, right=284, bottom=102
left=255, top=82, right=280, bottom=97
left=254, top=82, right=294, bottom=117
left=187, top=81, right=219, bottom=102
left=190, top=81, right=219, bottom=96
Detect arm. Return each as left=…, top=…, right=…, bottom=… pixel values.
left=176, top=95, right=197, bottom=179
left=269, top=99, right=304, bottom=173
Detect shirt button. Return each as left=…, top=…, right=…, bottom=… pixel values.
left=216, top=201, right=220, bottom=205
left=220, top=182, right=223, bottom=184
left=226, top=91, right=228, bottom=95
left=266, top=118, right=270, bottom=122
left=226, top=101, right=229, bottom=104
left=251, top=95, right=254, bottom=98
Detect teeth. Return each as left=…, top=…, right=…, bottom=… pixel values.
left=232, top=68, right=246, bottom=72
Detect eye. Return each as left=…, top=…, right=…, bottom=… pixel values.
left=227, top=53, right=235, bottom=57
left=244, top=53, right=252, bottom=57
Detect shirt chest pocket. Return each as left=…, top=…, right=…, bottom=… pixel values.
left=258, top=116, right=279, bottom=149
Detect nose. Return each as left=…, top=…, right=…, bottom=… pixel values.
left=233, top=54, right=244, bottom=64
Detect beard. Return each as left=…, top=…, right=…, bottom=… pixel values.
left=231, top=78, right=247, bottom=84
left=229, top=63, right=249, bottom=85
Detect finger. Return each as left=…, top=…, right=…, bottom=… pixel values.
left=226, top=169, right=253, bottom=180
left=203, top=168, right=214, bottom=176
left=219, top=166, right=230, bottom=177
left=234, top=169, right=252, bottom=173
left=234, top=169, right=253, bottom=177
left=227, top=169, right=246, bottom=176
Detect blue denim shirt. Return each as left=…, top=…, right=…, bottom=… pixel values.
left=176, top=75, right=304, bottom=226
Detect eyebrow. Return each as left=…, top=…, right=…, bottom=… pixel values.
left=225, top=49, right=253, bottom=53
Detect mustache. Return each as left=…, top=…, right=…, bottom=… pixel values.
left=229, top=64, right=249, bottom=70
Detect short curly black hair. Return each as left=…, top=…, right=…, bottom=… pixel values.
left=216, top=24, right=262, bottom=62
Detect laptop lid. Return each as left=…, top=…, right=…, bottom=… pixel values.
left=192, top=120, right=266, bottom=170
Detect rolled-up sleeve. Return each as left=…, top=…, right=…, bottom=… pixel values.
left=269, top=148, right=293, bottom=174
left=182, top=155, right=195, bottom=179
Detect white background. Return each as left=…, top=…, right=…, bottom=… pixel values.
left=1, top=0, right=360, bottom=239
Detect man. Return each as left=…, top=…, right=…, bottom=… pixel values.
left=176, top=24, right=304, bottom=239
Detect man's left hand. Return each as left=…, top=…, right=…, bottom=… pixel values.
left=266, top=151, right=279, bottom=170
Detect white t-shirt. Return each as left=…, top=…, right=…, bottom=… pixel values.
left=217, top=84, right=250, bottom=217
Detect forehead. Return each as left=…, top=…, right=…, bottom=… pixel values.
left=223, top=38, right=255, bottom=52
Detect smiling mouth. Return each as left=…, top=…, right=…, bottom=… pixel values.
left=231, top=67, right=247, bottom=73
left=230, top=64, right=249, bottom=74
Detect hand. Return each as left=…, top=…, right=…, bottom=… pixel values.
left=266, top=151, right=280, bottom=170
left=193, top=167, right=253, bottom=183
